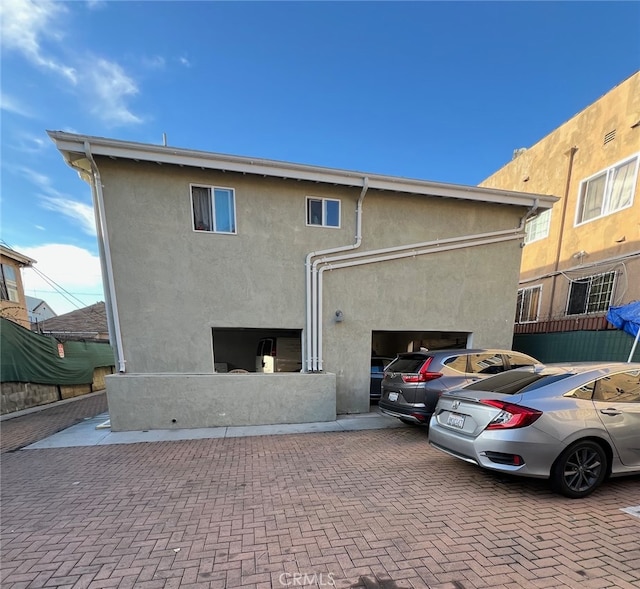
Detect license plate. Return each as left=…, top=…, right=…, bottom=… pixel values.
left=388, top=392, right=399, bottom=402
left=447, top=412, right=465, bottom=429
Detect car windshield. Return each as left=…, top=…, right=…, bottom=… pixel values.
left=462, top=371, right=573, bottom=395
left=386, top=354, right=427, bottom=373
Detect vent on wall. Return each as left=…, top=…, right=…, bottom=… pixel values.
left=604, top=129, right=616, bottom=145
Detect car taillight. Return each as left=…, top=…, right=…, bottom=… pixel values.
left=481, top=400, right=542, bottom=430
left=401, top=357, right=442, bottom=383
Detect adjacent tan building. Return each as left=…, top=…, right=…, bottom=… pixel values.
left=0, top=246, right=35, bottom=329
left=50, top=131, right=556, bottom=431
left=481, top=71, right=640, bottom=341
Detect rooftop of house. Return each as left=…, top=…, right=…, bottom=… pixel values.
left=48, top=131, right=559, bottom=212
left=0, top=245, right=36, bottom=267
left=37, top=301, right=109, bottom=341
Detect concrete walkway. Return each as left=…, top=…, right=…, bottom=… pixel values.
left=25, top=409, right=405, bottom=449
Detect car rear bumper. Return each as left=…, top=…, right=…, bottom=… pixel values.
left=428, top=420, right=560, bottom=478
left=378, top=401, right=431, bottom=424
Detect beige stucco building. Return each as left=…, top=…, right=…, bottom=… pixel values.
left=50, top=131, right=556, bottom=431
left=0, top=246, right=35, bottom=329
left=481, top=71, right=640, bottom=342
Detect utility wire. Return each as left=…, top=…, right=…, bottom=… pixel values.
left=1, top=239, right=102, bottom=318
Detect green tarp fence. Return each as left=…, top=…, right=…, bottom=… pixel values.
left=0, top=317, right=115, bottom=385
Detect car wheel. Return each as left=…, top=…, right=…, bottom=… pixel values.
left=550, top=440, right=608, bottom=499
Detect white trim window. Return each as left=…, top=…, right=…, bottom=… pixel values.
left=516, top=285, right=542, bottom=323
left=306, top=197, right=341, bottom=228
left=566, top=271, right=616, bottom=316
left=0, top=264, right=19, bottom=302
left=524, top=209, right=551, bottom=244
left=191, top=185, right=236, bottom=234
left=575, top=154, right=639, bottom=225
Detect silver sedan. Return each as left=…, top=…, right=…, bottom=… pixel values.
left=428, top=362, right=640, bottom=498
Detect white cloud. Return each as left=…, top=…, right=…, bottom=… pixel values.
left=1, top=0, right=143, bottom=126
left=142, top=55, right=166, bottom=70
left=11, top=166, right=96, bottom=234
left=0, top=92, right=35, bottom=118
left=86, top=58, right=143, bottom=125
left=41, top=197, right=96, bottom=236
left=17, top=165, right=57, bottom=193
left=12, top=132, right=49, bottom=153
left=179, top=56, right=192, bottom=68
left=86, top=0, right=107, bottom=10
left=17, top=243, right=104, bottom=315
left=0, top=0, right=77, bottom=83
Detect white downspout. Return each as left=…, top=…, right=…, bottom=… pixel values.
left=305, top=176, right=368, bottom=371
left=315, top=198, right=540, bottom=371
left=83, top=142, right=127, bottom=372
left=316, top=232, right=523, bottom=371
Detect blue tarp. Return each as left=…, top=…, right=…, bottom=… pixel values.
left=606, top=301, right=640, bottom=338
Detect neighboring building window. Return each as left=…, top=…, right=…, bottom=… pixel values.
left=516, top=286, right=542, bottom=323
left=0, top=264, right=19, bottom=302
left=524, top=209, right=551, bottom=244
left=575, top=154, right=639, bottom=225
left=566, top=271, right=616, bottom=316
left=307, top=197, right=340, bottom=228
left=191, top=185, right=236, bottom=233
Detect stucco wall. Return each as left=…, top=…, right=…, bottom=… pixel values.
left=96, top=158, right=530, bottom=417
left=480, top=72, right=640, bottom=319
left=106, top=372, right=336, bottom=430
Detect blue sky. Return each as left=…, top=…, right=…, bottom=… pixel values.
left=1, top=0, right=639, bottom=315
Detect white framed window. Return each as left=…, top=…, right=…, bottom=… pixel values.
left=191, top=185, right=236, bottom=234
left=575, top=154, right=639, bottom=225
left=0, top=264, right=19, bottom=302
left=566, top=271, right=616, bottom=316
left=516, top=285, right=542, bottom=323
left=306, top=197, right=341, bottom=228
left=524, top=209, right=551, bottom=244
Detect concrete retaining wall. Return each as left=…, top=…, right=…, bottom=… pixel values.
left=106, top=372, right=336, bottom=431
left=1, top=366, right=115, bottom=415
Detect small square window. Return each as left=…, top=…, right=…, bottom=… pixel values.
left=307, top=197, right=341, bottom=228
left=191, top=185, right=236, bottom=234
left=524, top=209, right=551, bottom=244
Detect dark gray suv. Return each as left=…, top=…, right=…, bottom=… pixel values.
left=378, top=349, right=540, bottom=425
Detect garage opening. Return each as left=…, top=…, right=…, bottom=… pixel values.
left=371, top=330, right=470, bottom=359
left=212, top=328, right=302, bottom=373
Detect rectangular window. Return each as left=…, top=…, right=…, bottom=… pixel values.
left=524, top=209, right=551, bottom=244
left=515, top=285, right=542, bottom=323
left=0, top=264, right=19, bottom=302
left=566, top=271, right=616, bottom=316
left=307, top=197, right=341, bottom=228
left=576, top=154, right=639, bottom=225
left=191, top=185, right=236, bottom=234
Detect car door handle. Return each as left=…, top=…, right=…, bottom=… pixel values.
left=600, top=408, right=621, bottom=416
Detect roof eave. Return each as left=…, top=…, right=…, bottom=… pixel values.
left=0, top=245, right=36, bottom=267
left=48, top=131, right=558, bottom=210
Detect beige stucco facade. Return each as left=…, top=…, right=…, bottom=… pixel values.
left=51, top=132, right=556, bottom=430
left=481, top=71, right=640, bottom=325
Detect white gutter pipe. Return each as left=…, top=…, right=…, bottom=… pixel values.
left=313, top=199, right=540, bottom=371
left=305, top=177, right=369, bottom=371
left=316, top=232, right=523, bottom=371
left=82, top=142, right=127, bottom=372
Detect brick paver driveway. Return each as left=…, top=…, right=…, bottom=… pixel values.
left=1, top=425, right=639, bottom=588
